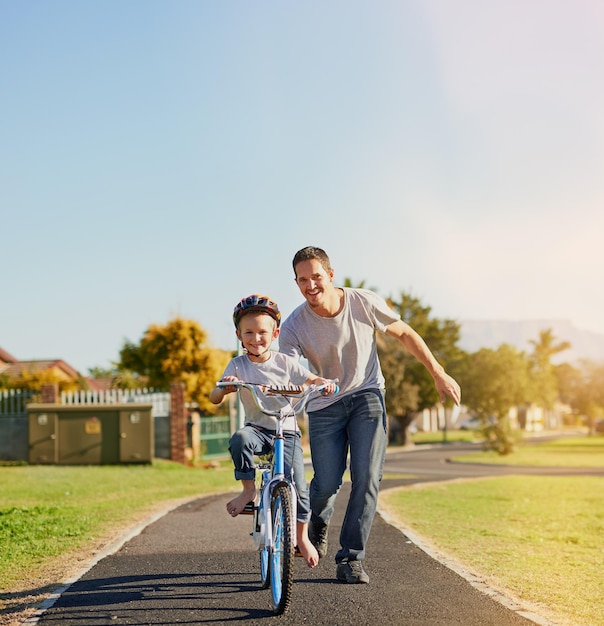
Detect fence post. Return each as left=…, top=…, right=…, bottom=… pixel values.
left=169, top=381, right=187, bottom=464
left=41, top=383, right=58, bottom=404
left=189, top=410, right=201, bottom=462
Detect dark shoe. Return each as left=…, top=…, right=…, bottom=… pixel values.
left=336, top=561, right=369, bottom=584
left=308, top=518, right=329, bottom=559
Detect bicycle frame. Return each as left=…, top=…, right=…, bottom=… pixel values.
left=255, top=413, right=298, bottom=549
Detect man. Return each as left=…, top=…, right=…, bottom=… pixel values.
left=279, top=246, right=461, bottom=584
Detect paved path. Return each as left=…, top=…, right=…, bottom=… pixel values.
left=32, top=442, right=601, bottom=625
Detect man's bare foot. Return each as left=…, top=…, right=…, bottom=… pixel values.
left=297, top=537, right=319, bottom=568
left=226, top=488, right=256, bottom=517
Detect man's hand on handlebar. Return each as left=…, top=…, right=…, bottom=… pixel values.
left=314, top=378, right=338, bottom=395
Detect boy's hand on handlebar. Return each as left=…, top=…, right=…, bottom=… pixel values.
left=219, top=376, right=239, bottom=395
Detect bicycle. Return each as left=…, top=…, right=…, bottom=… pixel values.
left=216, top=379, right=338, bottom=615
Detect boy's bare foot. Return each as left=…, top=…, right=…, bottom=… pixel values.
left=297, top=537, right=319, bottom=568
left=226, top=488, right=256, bottom=517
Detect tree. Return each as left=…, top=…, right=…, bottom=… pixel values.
left=377, top=292, right=464, bottom=444
left=554, top=361, right=582, bottom=409
left=459, top=344, right=530, bottom=454
left=87, top=364, right=150, bottom=390
left=528, top=328, right=571, bottom=413
left=556, top=359, right=604, bottom=432
left=118, top=316, right=231, bottom=414
left=376, top=331, right=420, bottom=439
left=3, top=366, right=82, bottom=393
left=342, top=277, right=382, bottom=292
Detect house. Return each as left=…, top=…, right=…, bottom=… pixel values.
left=0, top=346, right=81, bottom=385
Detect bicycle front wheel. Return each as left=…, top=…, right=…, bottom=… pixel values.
left=269, top=483, right=295, bottom=615
left=260, top=546, right=270, bottom=589
left=256, top=505, right=270, bottom=589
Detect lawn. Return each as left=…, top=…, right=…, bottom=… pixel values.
left=451, top=434, right=604, bottom=467
left=0, top=460, right=236, bottom=594
left=380, top=434, right=604, bottom=626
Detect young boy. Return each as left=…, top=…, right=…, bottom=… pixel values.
left=209, top=294, right=336, bottom=568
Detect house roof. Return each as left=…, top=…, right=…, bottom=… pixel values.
left=0, top=347, right=19, bottom=364
left=2, top=359, right=80, bottom=380
left=86, top=377, right=113, bottom=391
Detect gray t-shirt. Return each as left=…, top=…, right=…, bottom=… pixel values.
left=279, top=288, right=400, bottom=411
left=222, top=351, right=312, bottom=431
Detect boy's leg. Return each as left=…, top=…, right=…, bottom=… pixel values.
left=226, top=479, right=256, bottom=517
left=227, top=426, right=270, bottom=517
left=284, top=432, right=310, bottom=521
left=283, top=432, right=319, bottom=567
left=296, top=521, right=319, bottom=568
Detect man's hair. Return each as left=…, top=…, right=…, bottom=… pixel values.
left=292, top=246, right=332, bottom=277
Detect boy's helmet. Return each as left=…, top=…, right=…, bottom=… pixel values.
left=233, top=294, right=281, bottom=328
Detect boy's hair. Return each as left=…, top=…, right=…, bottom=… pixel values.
left=292, top=246, right=332, bottom=277
left=237, top=309, right=278, bottom=331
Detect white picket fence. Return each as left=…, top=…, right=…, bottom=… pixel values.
left=60, top=388, right=171, bottom=417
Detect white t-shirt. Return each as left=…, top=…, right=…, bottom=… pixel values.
left=221, top=351, right=312, bottom=431
left=279, top=288, right=399, bottom=411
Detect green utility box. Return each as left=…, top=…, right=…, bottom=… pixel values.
left=28, top=403, right=154, bottom=465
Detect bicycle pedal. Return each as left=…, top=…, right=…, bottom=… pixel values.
left=241, top=501, right=256, bottom=515
left=294, top=546, right=303, bottom=558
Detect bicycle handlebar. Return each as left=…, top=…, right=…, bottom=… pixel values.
left=215, top=380, right=339, bottom=417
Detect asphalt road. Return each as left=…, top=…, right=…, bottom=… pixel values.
left=32, top=441, right=601, bottom=626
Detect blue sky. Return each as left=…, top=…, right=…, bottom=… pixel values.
left=2, top=0, right=603, bottom=373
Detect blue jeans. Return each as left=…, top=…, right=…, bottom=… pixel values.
left=308, top=388, right=387, bottom=563
left=228, top=425, right=310, bottom=523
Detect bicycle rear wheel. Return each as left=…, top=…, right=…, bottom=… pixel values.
left=269, top=483, right=294, bottom=614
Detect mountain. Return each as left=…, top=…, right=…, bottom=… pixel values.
left=459, top=320, right=604, bottom=363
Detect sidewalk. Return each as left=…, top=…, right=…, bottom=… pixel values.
left=27, top=484, right=549, bottom=626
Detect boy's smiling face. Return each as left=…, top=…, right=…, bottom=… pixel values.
left=236, top=312, right=279, bottom=361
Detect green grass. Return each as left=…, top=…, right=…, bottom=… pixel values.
left=381, top=476, right=604, bottom=626
left=410, top=429, right=479, bottom=444
left=381, top=434, right=604, bottom=626
left=452, top=435, right=604, bottom=467
left=0, top=460, right=236, bottom=592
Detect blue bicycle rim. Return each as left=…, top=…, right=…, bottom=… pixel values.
left=260, top=546, right=270, bottom=588
left=271, top=493, right=284, bottom=606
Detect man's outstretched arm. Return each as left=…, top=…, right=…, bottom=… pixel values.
left=385, top=319, right=461, bottom=405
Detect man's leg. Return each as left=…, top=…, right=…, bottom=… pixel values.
left=336, top=389, right=387, bottom=576
left=307, top=398, right=349, bottom=556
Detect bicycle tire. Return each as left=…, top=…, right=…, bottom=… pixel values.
left=260, top=547, right=270, bottom=589
left=269, top=483, right=295, bottom=614
left=256, top=475, right=270, bottom=589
